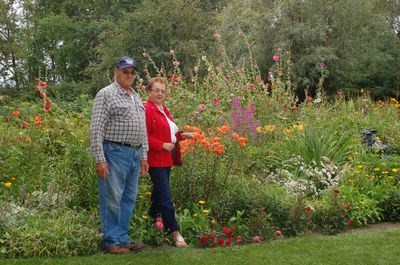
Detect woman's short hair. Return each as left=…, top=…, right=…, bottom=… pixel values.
left=146, top=77, right=167, bottom=91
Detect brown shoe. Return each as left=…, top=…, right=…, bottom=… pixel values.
left=102, top=245, right=130, bottom=254
left=123, top=242, right=146, bottom=252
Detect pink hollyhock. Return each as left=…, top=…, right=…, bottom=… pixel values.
left=272, top=55, right=280, bottom=62
left=198, top=104, right=206, bottom=112
left=155, top=217, right=164, bottom=230
left=254, top=236, right=262, bottom=243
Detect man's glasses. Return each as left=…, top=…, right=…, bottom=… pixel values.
left=121, top=69, right=136, bottom=76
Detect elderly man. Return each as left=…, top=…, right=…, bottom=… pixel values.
left=90, top=56, right=149, bottom=254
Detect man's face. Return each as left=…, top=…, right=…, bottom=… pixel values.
left=115, top=66, right=136, bottom=89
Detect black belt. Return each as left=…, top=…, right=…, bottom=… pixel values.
left=104, top=140, right=142, bottom=149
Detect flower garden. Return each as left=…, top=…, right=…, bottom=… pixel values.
left=0, top=49, right=399, bottom=258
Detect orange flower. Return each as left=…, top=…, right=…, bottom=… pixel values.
left=231, top=132, right=239, bottom=140
left=211, top=137, right=221, bottom=144
left=34, top=114, right=42, bottom=126
left=216, top=124, right=229, bottom=134
left=212, top=144, right=225, bottom=155
left=237, top=137, right=247, bottom=147
left=12, top=109, right=21, bottom=118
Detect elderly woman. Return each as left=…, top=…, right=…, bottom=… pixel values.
left=144, top=77, right=193, bottom=247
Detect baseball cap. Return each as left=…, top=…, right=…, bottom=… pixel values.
left=115, top=56, right=137, bottom=69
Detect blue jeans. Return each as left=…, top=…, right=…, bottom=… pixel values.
left=149, top=167, right=179, bottom=233
left=98, top=141, right=141, bottom=247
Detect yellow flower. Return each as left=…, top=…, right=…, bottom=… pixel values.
left=357, top=165, right=363, bottom=169
left=382, top=171, right=389, bottom=174
left=263, top=125, right=276, bottom=133
left=256, top=126, right=263, bottom=133
left=198, top=200, right=205, bottom=205
left=4, top=182, right=11, bottom=188
left=392, top=168, right=399, bottom=173
left=348, top=156, right=354, bottom=161
left=202, top=209, right=209, bottom=214
left=211, top=219, right=217, bottom=225
left=292, top=124, right=304, bottom=131
left=142, top=215, right=148, bottom=219
left=193, top=213, right=198, bottom=217
left=11, top=177, right=16, bottom=181
left=374, top=167, right=380, bottom=171
left=145, top=191, right=152, bottom=196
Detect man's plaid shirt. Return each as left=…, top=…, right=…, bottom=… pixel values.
left=90, top=81, right=148, bottom=163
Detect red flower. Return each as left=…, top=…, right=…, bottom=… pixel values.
left=333, top=188, right=340, bottom=194
left=199, top=235, right=208, bottom=246
left=305, top=206, right=312, bottom=212
left=345, top=203, right=351, bottom=210
left=261, top=210, right=267, bottom=215
left=348, top=219, right=353, bottom=226
left=254, top=236, right=262, bottom=243
left=225, top=238, right=232, bottom=246
left=217, top=238, right=225, bottom=246
left=45, top=99, right=51, bottom=111
left=221, top=227, right=234, bottom=238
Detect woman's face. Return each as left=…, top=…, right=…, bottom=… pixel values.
left=148, top=82, right=166, bottom=105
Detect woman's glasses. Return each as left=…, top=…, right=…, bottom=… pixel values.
left=151, top=89, right=166, bottom=95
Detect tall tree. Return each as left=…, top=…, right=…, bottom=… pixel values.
left=0, top=0, right=23, bottom=88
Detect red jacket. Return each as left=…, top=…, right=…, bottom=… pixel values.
left=144, top=100, right=183, bottom=167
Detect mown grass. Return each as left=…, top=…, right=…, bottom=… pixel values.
left=2, top=227, right=399, bottom=265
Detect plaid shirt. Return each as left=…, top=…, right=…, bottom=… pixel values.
left=90, top=81, right=148, bottom=162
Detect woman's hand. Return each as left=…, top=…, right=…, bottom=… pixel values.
left=162, top=142, right=175, bottom=151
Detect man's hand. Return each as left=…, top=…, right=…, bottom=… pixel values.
left=140, top=160, right=149, bottom=176
left=95, top=162, right=108, bottom=179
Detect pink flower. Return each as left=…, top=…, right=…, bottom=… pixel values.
left=319, top=62, right=326, bottom=69
left=261, top=210, right=267, bottom=215
left=155, top=217, right=164, bottom=230
left=272, top=55, right=280, bottom=62
left=275, top=230, right=283, bottom=236
left=213, top=98, right=220, bottom=107
left=39, top=92, right=47, bottom=99
left=172, top=60, right=180, bottom=66
left=225, top=74, right=230, bottom=80
left=199, top=104, right=206, bottom=112
left=169, top=49, right=175, bottom=55
left=236, top=236, right=242, bottom=244
left=213, top=33, right=221, bottom=40
left=254, top=236, right=262, bottom=243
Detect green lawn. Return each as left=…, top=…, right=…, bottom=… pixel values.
left=2, top=227, right=399, bottom=265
